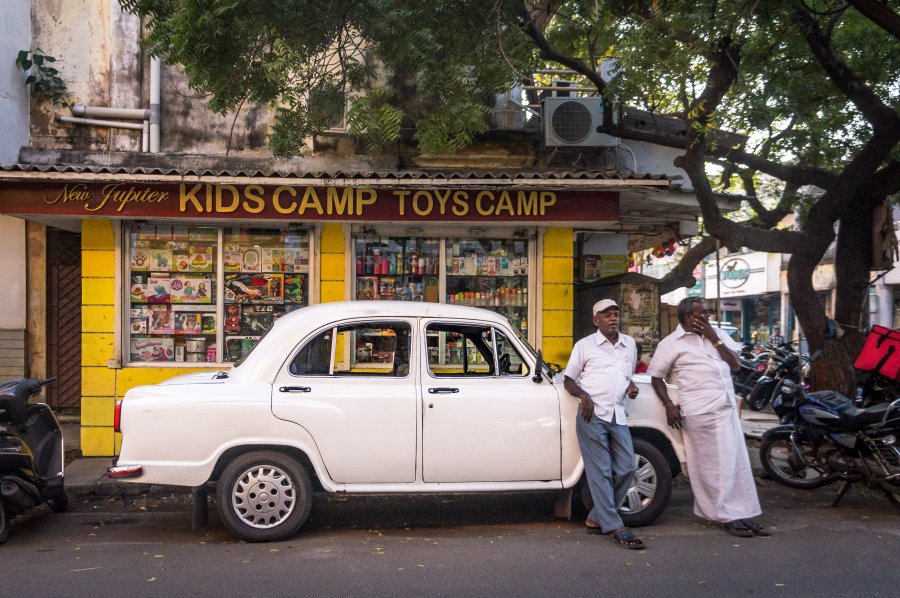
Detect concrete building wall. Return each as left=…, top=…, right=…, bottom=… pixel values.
left=28, top=0, right=274, bottom=155
left=0, top=0, right=31, bottom=164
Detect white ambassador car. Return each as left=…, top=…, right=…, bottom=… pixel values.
left=109, top=302, right=685, bottom=542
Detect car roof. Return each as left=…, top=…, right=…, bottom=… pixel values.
left=230, top=301, right=512, bottom=382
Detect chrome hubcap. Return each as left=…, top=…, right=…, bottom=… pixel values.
left=231, top=464, right=296, bottom=529
left=621, top=453, right=656, bottom=513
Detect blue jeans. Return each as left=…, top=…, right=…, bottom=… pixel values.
left=576, top=413, right=635, bottom=533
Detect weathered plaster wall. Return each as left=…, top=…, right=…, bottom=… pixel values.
left=30, top=0, right=274, bottom=156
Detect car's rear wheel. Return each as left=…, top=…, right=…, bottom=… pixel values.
left=579, top=438, right=673, bottom=528
left=216, top=451, right=313, bottom=542
left=0, top=499, right=10, bottom=544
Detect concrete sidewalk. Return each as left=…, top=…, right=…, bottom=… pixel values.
left=61, top=410, right=781, bottom=502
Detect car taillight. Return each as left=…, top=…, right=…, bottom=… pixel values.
left=114, top=400, right=123, bottom=433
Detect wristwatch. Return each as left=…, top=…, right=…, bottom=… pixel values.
left=713, top=340, right=725, bottom=348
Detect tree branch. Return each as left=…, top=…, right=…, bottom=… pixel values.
left=848, top=0, right=900, bottom=41
left=658, top=236, right=717, bottom=295
left=795, top=6, right=900, bottom=133
left=517, top=6, right=606, bottom=92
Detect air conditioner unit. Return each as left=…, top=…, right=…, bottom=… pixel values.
left=542, top=97, right=619, bottom=147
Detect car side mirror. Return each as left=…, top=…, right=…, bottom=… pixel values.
left=533, top=350, right=544, bottom=383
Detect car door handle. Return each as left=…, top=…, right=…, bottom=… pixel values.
left=428, top=387, right=459, bottom=394
left=279, top=386, right=311, bottom=393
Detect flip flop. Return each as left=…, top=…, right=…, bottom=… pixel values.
left=724, top=520, right=754, bottom=537
left=609, top=528, right=645, bottom=550
left=741, top=519, right=771, bottom=536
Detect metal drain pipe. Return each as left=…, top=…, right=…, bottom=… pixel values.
left=57, top=57, right=162, bottom=152
left=149, top=57, right=161, bottom=153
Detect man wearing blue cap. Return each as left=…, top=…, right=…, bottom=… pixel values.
left=564, top=298, right=643, bottom=549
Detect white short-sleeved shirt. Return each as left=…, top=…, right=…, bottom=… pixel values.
left=564, top=331, right=637, bottom=424
left=647, top=324, right=741, bottom=416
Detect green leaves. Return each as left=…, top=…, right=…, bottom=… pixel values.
left=121, top=0, right=536, bottom=156
left=15, top=49, right=71, bottom=107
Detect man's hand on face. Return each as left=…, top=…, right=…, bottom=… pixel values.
left=690, top=311, right=718, bottom=342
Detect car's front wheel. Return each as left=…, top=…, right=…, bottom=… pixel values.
left=216, top=451, right=313, bottom=542
left=580, top=438, right=673, bottom=528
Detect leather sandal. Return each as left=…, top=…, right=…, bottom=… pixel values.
left=741, top=519, right=771, bottom=536
left=585, top=518, right=603, bottom=535
left=608, top=528, right=645, bottom=549
left=724, top=520, right=754, bottom=537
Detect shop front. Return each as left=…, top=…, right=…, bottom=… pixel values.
left=0, top=173, right=668, bottom=455
left=705, top=251, right=782, bottom=343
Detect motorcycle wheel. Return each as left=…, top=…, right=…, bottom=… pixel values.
left=0, top=499, right=9, bottom=544
left=48, top=489, right=69, bottom=514
left=216, top=451, right=313, bottom=542
left=759, top=431, right=829, bottom=489
left=579, top=438, right=673, bottom=527
left=745, top=382, right=771, bottom=412
left=880, top=480, right=900, bottom=509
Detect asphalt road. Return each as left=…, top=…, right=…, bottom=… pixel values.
left=3, top=445, right=898, bottom=597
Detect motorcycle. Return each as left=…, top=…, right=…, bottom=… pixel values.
left=733, top=350, right=770, bottom=400
left=0, top=378, right=67, bottom=544
left=744, top=345, right=807, bottom=412
left=759, top=377, right=900, bottom=508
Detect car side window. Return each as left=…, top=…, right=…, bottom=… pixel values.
left=290, top=321, right=411, bottom=377
left=290, top=328, right=334, bottom=375
left=493, top=329, right=529, bottom=376
left=426, top=323, right=495, bottom=377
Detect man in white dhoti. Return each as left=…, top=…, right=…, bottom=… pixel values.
left=648, top=298, right=769, bottom=537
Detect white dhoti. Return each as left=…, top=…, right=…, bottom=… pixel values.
left=683, top=405, right=762, bottom=523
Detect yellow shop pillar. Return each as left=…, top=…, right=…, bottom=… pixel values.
left=81, top=219, right=117, bottom=456
left=320, top=224, right=346, bottom=303
left=542, top=228, right=574, bottom=366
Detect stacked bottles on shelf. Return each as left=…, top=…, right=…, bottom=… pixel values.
left=356, top=248, right=439, bottom=276
left=355, top=237, right=440, bottom=302
left=447, top=287, right=527, bottom=307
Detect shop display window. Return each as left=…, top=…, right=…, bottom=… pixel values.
left=445, top=238, right=529, bottom=335
left=128, top=224, right=218, bottom=364
left=126, top=224, right=310, bottom=364
left=351, top=233, right=532, bottom=337
left=223, top=227, right=310, bottom=362
left=354, top=237, right=440, bottom=302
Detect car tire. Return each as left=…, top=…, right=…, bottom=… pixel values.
left=216, top=451, right=313, bottom=542
left=579, top=438, right=673, bottom=528
left=0, top=499, right=9, bottom=545
left=48, top=489, right=69, bottom=514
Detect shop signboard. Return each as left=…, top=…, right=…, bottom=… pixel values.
left=0, top=182, right=618, bottom=223
left=704, top=252, right=776, bottom=298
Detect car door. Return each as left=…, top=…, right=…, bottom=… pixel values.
left=421, top=320, right=561, bottom=483
left=271, top=318, right=417, bottom=484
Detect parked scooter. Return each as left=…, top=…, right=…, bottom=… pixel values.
left=0, top=378, right=67, bottom=544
